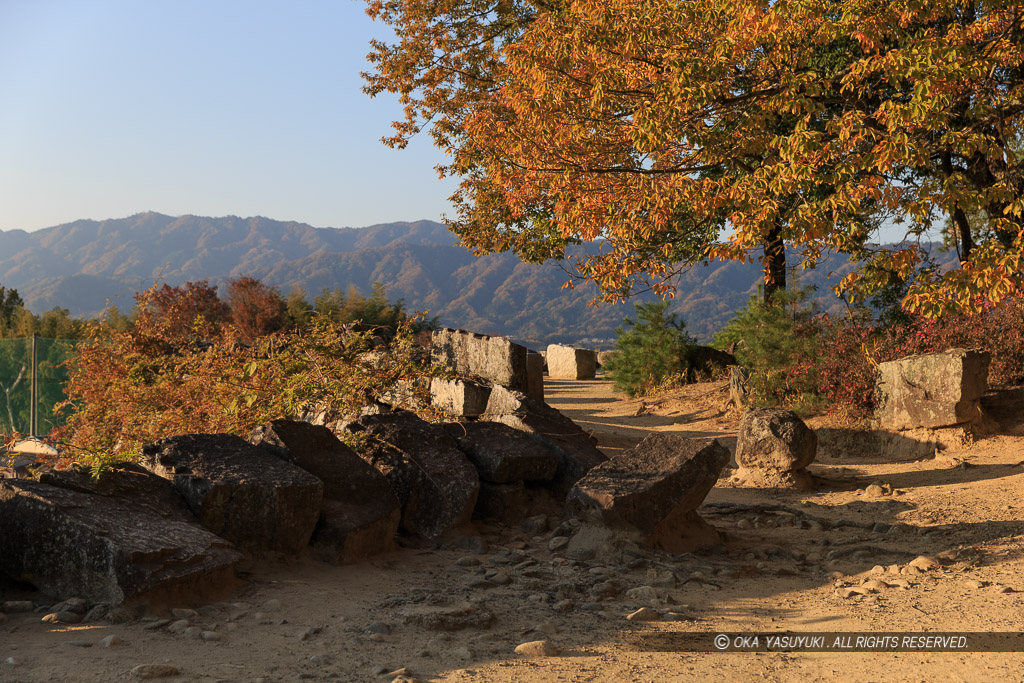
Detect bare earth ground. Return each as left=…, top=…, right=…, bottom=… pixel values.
left=3, top=374, right=1024, bottom=682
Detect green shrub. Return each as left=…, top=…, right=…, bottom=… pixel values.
left=605, top=300, right=694, bottom=397
left=713, top=287, right=821, bottom=411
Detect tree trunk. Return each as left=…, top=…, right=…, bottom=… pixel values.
left=763, top=220, right=786, bottom=302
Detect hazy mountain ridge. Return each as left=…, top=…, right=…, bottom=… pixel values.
left=0, top=212, right=955, bottom=346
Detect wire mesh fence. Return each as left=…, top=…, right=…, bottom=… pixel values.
left=0, top=337, right=79, bottom=437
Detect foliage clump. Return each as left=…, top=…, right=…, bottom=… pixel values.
left=54, top=284, right=441, bottom=473
left=605, top=301, right=694, bottom=397
left=713, top=284, right=1024, bottom=421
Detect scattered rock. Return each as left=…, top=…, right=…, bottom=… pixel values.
left=489, top=572, right=511, bottom=586
left=861, top=579, right=888, bottom=592
left=626, top=607, right=661, bottom=622
left=129, top=664, right=181, bottom=679
left=167, top=619, right=192, bottom=634
left=548, top=536, right=570, bottom=552
left=514, top=640, right=560, bottom=657
left=200, top=630, right=223, bottom=641
left=403, top=605, right=495, bottom=631
left=100, top=635, right=124, bottom=647
left=522, top=514, right=549, bottom=535
left=431, top=328, right=530, bottom=393
left=83, top=605, right=108, bottom=622
left=367, top=622, right=391, bottom=635
left=430, top=377, right=492, bottom=418
left=909, top=556, right=940, bottom=571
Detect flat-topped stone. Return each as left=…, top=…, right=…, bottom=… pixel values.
left=875, top=348, right=990, bottom=430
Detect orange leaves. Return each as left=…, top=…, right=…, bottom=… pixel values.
left=364, top=0, right=1024, bottom=312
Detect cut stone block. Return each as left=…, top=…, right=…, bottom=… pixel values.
left=141, top=434, right=323, bottom=555
left=875, top=348, right=990, bottom=430
left=526, top=352, right=545, bottom=401
left=546, top=344, right=597, bottom=380
left=0, top=470, right=242, bottom=605
left=347, top=412, right=479, bottom=540
left=248, top=420, right=400, bottom=563
left=567, top=435, right=729, bottom=552
left=430, top=377, right=492, bottom=417
left=449, top=421, right=559, bottom=483
left=431, top=328, right=529, bottom=392
left=484, top=386, right=607, bottom=496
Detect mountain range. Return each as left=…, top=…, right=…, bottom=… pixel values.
left=0, top=212, right=954, bottom=347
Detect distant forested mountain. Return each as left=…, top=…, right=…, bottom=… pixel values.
left=0, top=212, right=956, bottom=347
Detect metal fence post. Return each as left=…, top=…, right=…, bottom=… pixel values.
left=30, top=333, right=38, bottom=436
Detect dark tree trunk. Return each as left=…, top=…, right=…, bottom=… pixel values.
left=763, top=220, right=786, bottom=302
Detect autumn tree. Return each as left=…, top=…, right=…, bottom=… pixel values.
left=364, top=0, right=1024, bottom=314
left=226, top=276, right=288, bottom=340
left=143, top=280, right=231, bottom=339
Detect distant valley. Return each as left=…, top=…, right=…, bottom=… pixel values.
left=0, top=212, right=953, bottom=347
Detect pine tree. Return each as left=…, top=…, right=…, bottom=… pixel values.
left=605, top=301, right=693, bottom=397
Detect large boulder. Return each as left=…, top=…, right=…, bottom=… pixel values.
left=483, top=386, right=607, bottom=496
left=734, top=408, right=817, bottom=489
left=431, top=328, right=529, bottom=392
left=448, top=421, right=560, bottom=483
left=248, top=420, right=400, bottom=564
left=141, top=434, right=324, bottom=555
left=546, top=344, right=597, bottom=380
left=346, top=412, right=479, bottom=541
left=875, top=348, right=990, bottom=430
left=0, top=466, right=242, bottom=605
left=567, top=435, right=729, bottom=553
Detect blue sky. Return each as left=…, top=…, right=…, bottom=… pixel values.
left=0, top=0, right=457, bottom=232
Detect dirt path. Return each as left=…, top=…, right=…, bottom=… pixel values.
left=3, top=377, right=1024, bottom=682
